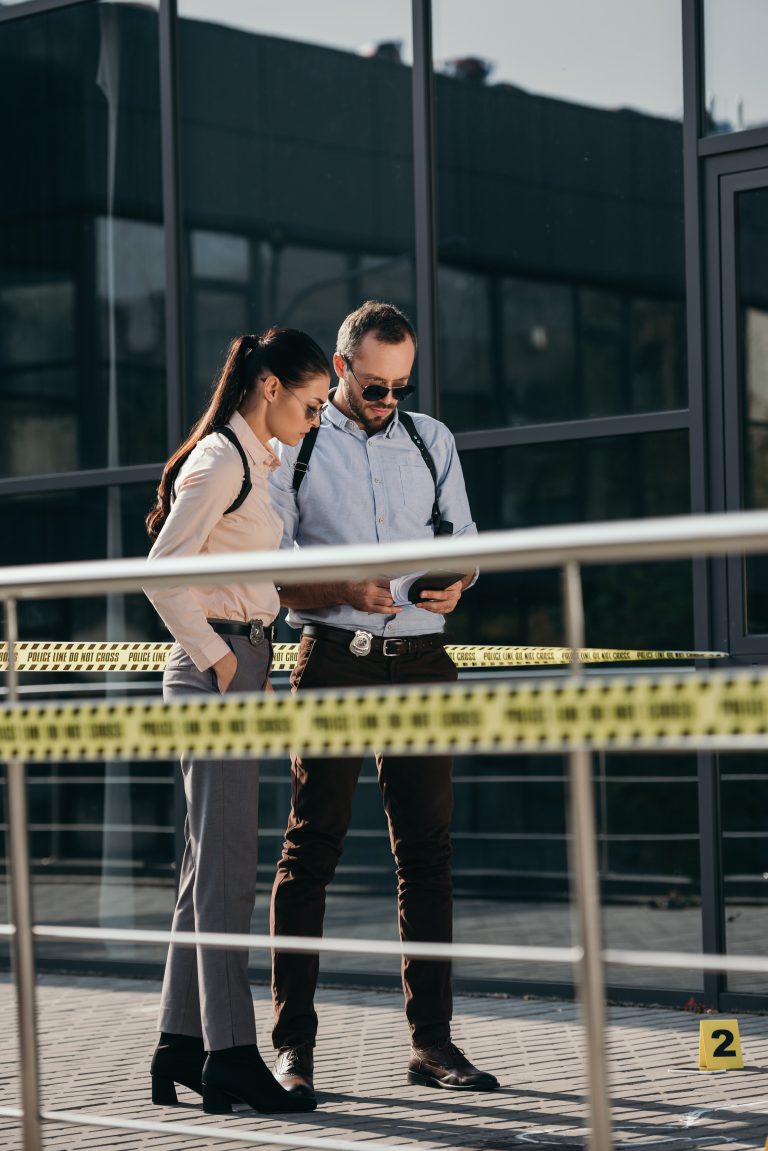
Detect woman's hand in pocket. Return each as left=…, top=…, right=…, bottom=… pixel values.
left=212, top=649, right=238, bottom=694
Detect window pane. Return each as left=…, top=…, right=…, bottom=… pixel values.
left=734, top=187, right=768, bottom=634
left=0, top=2, right=166, bottom=478
left=0, top=480, right=168, bottom=964
left=178, top=0, right=415, bottom=425
left=456, top=431, right=693, bottom=649
left=704, top=0, right=768, bottom=135
left=0, top=484, right=162, bottom=642
left=448, top=753, right=702, bottom=990
left=432, top=0, right=686, bottom=431
left=720, top=755, right=768, bottom=993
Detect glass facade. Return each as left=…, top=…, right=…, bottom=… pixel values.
left=0, top=2, right=166, bottom=479
left=177, top=0, right=415, bottom=422
left=432, top=0, right=686, bottom=431
left=721, top=755, right=768, bottom=994
left=704, top=0, right=768, bottom=135
left=0, top=0, right=764, bottom=1007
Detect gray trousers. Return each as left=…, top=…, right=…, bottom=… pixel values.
left=158, top=635, right=269, bottom=1051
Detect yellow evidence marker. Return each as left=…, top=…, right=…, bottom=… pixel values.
left=699, top=1018, right=744, bottom=1070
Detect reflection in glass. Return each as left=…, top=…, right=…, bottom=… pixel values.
left=0, top=484, right=162, bottom=642
left=720, top=755, right=768, bottom=992
left=705, top=0, right=768, bottom=135
left=448, top=751, right=701, bottom=990
left=178, top=0, right=415, bottom=425
left=735, top=188, right=768, bottom=632
left=432, top=0, right=686, bottom=431
left=457, top=431, right=692, bottom=648
left=0, top=480, right=169, bottom=964
left=0, top=3, right=166, bottom=477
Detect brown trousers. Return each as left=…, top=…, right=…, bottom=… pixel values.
left=270, top=633, right=458, bottom=1050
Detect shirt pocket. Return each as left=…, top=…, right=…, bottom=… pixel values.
left=398, top=463, right=435, bottom=510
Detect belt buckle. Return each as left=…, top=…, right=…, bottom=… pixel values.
left=249, top=620, right=265, bottom=646
left=382, top=638, right=405, bottom=657
left=349, top=630, right=373, bottom=657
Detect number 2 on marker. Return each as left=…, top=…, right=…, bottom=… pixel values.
left=711, top=1029, right=736, bottom=1058
left=699, top=1019, right=744, bottom=1069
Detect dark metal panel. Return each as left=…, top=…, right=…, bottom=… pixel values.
left=682, top=3, right=724, bottom=1008
left=0, top=0, right=94, bottom=22
left=718, top=990, right=768, bottom=1012
left=411, top=0, right=438, bottom=418
left=158, top=0, right=184, bottom=452
left=0, top=465, right=163, bottom=498
left=454, top=410, right=689, bottom=453
left=682, top=0, right=710, bottom=630
left=0, top=952, right=713, bottom=1010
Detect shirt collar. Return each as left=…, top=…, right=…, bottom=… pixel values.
left=228, top=410, right=280, bottom=471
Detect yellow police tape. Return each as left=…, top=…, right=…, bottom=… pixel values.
left=0, top=668, right=765, bottom=761
left=0, top=642, right=727, bottom=673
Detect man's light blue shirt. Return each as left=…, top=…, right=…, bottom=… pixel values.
left=269, top=400, right=478, bottom=636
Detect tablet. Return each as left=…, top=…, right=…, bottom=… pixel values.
left=406, top=571, right=465, bottom=603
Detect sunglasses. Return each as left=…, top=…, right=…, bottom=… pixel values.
left=279, top=381, right=326, bottom=422
left=344, top=358, right=415, bottom=403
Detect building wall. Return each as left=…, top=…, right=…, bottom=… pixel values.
left=1, top=0, right=766, bottom=1003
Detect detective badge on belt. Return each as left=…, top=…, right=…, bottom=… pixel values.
left=249, top=620, right=266, bottom=646
left=349, top=629, right=373, bottom=657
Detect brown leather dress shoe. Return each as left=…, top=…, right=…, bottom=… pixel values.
left=408, top=1040, right=499, bottom=1091
left=274, top=1043, right=316, bottom=1101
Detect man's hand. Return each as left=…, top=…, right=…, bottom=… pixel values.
left=343, top=578, right=402, bottom=614
left=415, top=578, right=464, bottom=615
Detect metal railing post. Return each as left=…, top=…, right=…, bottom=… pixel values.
left=562, top=562, right=612, bottom=1151
left=4, top=600, right=43, bottom=1151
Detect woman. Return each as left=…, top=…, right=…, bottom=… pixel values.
left=145, top=328, right=330, bottom=1115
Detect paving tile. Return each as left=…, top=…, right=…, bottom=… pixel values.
left=1, top=974, right=768, bottom=1147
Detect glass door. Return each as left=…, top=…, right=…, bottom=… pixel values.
left=711, top=152, right=768, bottom=656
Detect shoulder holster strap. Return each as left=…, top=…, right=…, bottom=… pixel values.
left=214, top=425, right=253, bottom=514
left=171, top=425, right=252, bottom=515
left=291, top=410, right=450, bottom=535
left=292, top=423, right=319, bottom=493
left=396, top=410, right=444, bottom=534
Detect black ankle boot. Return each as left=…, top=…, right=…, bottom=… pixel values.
left=202, top=1044, right=317, bottom=1114
left=150, top=1032, right=205, bottom=1105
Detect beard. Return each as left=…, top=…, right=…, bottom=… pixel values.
left=339, top=379, right=396, bottom=436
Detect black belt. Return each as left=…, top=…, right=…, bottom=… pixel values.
left=209, top=618, right=274, bottom=645
left=302, top=623, right=445, bottom=658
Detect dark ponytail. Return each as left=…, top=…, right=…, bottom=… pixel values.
left=146, top=327, right=329, bottom=541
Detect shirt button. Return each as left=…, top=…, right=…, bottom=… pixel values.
left=374, top=477, right=381, bottom=484
left=377, top=516, right=384, bottom=524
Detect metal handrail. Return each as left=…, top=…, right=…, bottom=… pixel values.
left=4, top=509, right=768, bottom=1151
left=1, top=508, right=768, bottom=599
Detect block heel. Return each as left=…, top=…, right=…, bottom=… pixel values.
left=151, top=1075, right=179, bottom=1105
left=202, top=1045, right=317, bottom=1113
left=149, top=1032, right=205, bottom=1105
left=202, top=1084, right=234, bottom=1114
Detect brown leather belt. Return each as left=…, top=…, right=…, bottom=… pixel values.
left=302, top=622, right=445, bottom=658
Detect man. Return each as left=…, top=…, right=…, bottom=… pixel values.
left=268, top=300, right=499, bottom=1100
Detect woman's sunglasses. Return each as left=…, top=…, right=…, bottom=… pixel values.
left=344, top=358, right=415, bottom=403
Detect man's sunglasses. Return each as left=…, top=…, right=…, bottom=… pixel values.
left=344, top=357, right=415, bottom=403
